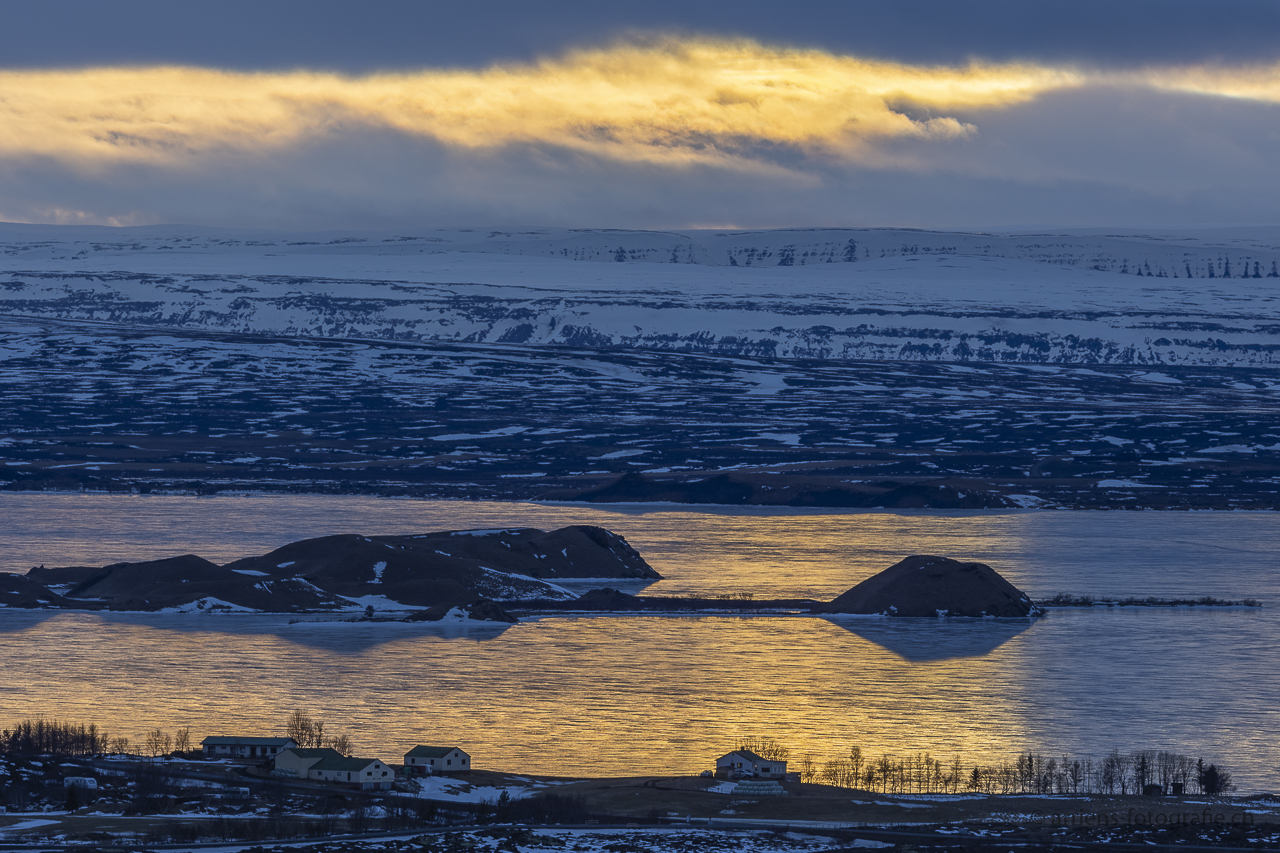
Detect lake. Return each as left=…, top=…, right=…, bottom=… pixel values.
left=1, top=494, right=1278, bottom=789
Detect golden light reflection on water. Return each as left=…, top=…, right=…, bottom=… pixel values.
left=2, top=495, right=1279, bottom=785
left=0, top=612, right=1039, bottom=778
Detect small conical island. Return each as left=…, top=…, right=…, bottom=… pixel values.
left=813, top=555, right=1043, bottom=618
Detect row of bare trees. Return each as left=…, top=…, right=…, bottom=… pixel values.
left=284, top=710, right=353, bottom=756
left=0, top=719, right=196, bottom=758
left=0, top=719, right=111, bottom=756
left=751, top=739, right=1235, bottom=796
left=2, top=713, right=353, bottom=759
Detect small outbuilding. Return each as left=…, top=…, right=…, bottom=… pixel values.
left=403, top=745, right=471, bottom=775
left=201, top=736, right=298, bottom=760
left=715, top=750, right=787, bottom=779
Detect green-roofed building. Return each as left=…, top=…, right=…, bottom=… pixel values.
left=309, top=754, right=393, bottom=790
left=274, top=747, right=342, bottom=778
left=404, top=745, right=471, bottom=775
left=275, top=747, right=393, bottom=790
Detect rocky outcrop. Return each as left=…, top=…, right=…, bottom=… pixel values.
left=575, top=472, right=755, bottom=504
left=28, top=555, right=347, bottom=612
left=814, top=555, right=1042, bottom=618
left=560, top=587, right=648, bottom=611
left=19, top=525, right=660, bottom=613
left=0, top=572, right=71, bottom=609
left=405, top=598, right=519, bottom=624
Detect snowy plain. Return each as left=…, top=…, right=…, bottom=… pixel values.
left=4, top=224, right=1280, bottom=366
left=3, top=223, right=1280, bottom=508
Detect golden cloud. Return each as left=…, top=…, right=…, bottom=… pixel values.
left=1137, top=63, right=1280, bottom=103
left=0, top=39, right=1078, bottom=171
left=0, top=39, right=1274, bottom=173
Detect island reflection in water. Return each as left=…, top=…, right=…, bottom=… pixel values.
left=825, top=615, right=1038, bottom=662
left=1, top=495, right=1279, bottom=788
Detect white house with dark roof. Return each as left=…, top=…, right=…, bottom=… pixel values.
left=715, top=749, right=787, bottom=779
left=308, top=755, right=393, bottom=791
left=201, top=736, right=298, bottom=760
left=404, top=745, right=470, bottom=775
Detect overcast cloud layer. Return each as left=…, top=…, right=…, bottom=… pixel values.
left=2, top=2, right=1279, bottom=229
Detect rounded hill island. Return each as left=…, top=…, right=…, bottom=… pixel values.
left=813, top=555, right=1043, bottom=618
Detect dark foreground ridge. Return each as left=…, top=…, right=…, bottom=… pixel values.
left=3, top=526, right=659, bottom=614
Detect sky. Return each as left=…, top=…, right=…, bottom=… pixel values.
left=2, top=0, right=1280, bottom=231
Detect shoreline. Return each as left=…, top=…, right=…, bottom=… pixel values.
left=10, top=486, right=1280, bottom=513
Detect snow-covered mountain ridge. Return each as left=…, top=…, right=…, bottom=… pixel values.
left=5, top=223, right=1280, bottom=275
left=3, top=224, right=1280, bottom=366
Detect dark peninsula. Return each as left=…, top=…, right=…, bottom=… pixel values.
left=5, top=525, right=659, bottom=614
left=516, top=555, right=1044, bottom=618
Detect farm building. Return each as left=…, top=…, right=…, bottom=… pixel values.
left=273, top=747, right=341, bottom=778
left=201, top=736, right=298, bottom=760
left=403, top=745, right=471, bottom=775
left=308, top=756, right=393, bottom=791
left=715, top=749, right=787, bottom=779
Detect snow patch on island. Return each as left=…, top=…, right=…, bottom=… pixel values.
left=340, top=594, right=411, bottom=611
left=160, top=597, right=259, bottom=613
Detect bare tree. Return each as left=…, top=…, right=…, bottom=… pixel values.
left=876, top=755, right=893, bottom=794
left=285, top=711, right=326, bottom=748
left=173, top=728, right=191, bottom=755
left=1114, top=751, right=1132, bottom=794
left=849, top=746, right=864, bottom=789
left=736, top=735, right=790, bottom=762
left=1132, top=750, right=1152, bottom=791
left=144, top=728, right=170, bottom=759
left=1068, top=758, right=1083, bottom=794
left=1175, top=754, right=1196, bottom=791
left=327, top=734, right=353, bottom=757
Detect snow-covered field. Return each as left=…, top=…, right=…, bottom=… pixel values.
left=3, top=224, right=1280, bottom=366
left=2, top=223, right=1280, bottom=509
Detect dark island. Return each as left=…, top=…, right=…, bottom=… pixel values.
left=3, top=525, right=659, bottom=614
left=516, top=555, right=1043, bottom=618
left=812, top=555, right=1043, bottom=618
left=514, top=555, right=1257, bottom=618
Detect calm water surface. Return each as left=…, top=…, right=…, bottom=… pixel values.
left=1, top=494, right=1277, bottom=787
